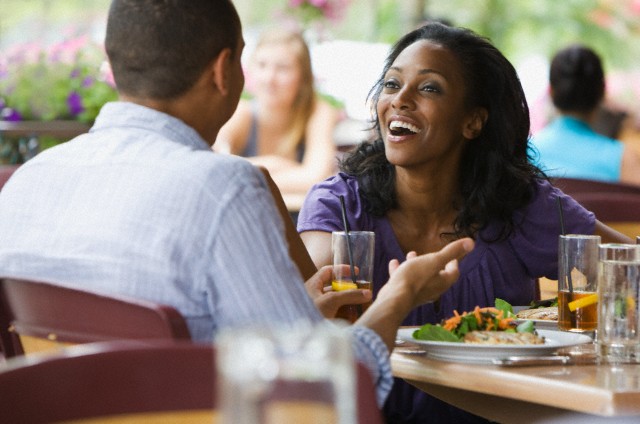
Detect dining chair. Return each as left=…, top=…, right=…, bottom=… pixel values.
left=0, top=340, right=215, bottom=424
left=572, top=192, right=640, bottom=239
left=0, top=277, right=191, bottom=358
left=553, top=177, right=640, bottom=197
left=0, top=339, right=383, bottom=424
left=257, top=165, right=318, bottom=280
left=536, top=191, right=640, bottom=300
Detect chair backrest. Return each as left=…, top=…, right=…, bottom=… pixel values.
left=257, top=166, right=317, bottom=280
left=571, top=192, right=640, bottom=239
left=0, top=340, right=215, bottom=424
left=0, top=278, right=191, bottom=358
left=0, top=340, right=382, bottom=424
left=553, top=177, right=640, bottom=197
left=0, top=164, right=20, bottom=190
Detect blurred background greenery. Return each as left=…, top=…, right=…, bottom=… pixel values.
left=1, top=0, right=639, bottom=122
left=3, top=0, right=640, bottom=66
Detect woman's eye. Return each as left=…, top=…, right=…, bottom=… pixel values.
left=422, top=84, right=440, bottom=93
left=383, top=80, right=399, bottom=89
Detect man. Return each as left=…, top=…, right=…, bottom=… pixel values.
left=0, top=0, right=472, bottom=404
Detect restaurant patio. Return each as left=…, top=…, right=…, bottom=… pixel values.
left=2, top=1, right=640, bottom=423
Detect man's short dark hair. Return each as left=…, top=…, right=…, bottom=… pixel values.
left=106, top=0, right=240, bottom=100
left=549, top=44, right=605, bottom=113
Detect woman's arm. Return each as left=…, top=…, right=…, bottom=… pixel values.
left=594, top=219, right=633, bottom=243
left=619, top=145, right=640, bottom=187
left=252, top=99, right=340, bottom=196
left=213, top=100, right=252, bottom=154
left=300, top=230, right=333, bottom=269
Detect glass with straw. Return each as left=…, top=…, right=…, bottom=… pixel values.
left=558, top=234, right=601, bottom=334
left=557, top=197, right=600, bottom=334
left=331, top=196, right=375, bottom=323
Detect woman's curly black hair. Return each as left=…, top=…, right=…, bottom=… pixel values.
left=340, top=23, right=546, bottom=242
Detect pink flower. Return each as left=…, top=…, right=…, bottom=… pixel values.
left=309, top=0, right=329, bottom=7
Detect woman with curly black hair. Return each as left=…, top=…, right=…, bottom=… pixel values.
left=297, top=23, right=628, bottom=423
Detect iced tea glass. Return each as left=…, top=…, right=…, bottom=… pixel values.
left=558, top=234, right=601, bottom=333
left=331, top=231, right=375, bottom=323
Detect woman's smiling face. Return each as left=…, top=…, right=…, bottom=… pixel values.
left=376, top=40, right=475, bottom=168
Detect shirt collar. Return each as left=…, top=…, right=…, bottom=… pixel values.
left=91, top=101, right=211, bottom=151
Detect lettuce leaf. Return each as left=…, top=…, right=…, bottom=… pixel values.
left=413, top=323, right=461, bottom=342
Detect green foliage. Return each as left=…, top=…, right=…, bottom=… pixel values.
left=426, top=0, right=640, bottom=69
left=0, top=43, right=117, bottom=123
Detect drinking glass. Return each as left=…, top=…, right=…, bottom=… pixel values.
left=331, top=231, right=375, bottom=323
left=558, top=234, right=601, bottom=333
left=598, top=243, right=640, bottom=364
left=216, top=321, right=356, bottom=424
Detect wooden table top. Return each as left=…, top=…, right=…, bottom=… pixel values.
left=391, top=340, right=640, bottom=423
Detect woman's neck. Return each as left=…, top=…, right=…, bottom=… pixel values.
left=388, top=168, right=460, bottom=254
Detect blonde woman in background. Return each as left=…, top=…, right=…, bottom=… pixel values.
left=216, top=28, right=341, bottom=205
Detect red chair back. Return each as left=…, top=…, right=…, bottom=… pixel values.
left=553, top=177, right=640, bottom=197
left=0, top=340, right=382, bottom=424
left=0, top=340, right=214, bottom=423
left=0, top=278, right=191, bottom=358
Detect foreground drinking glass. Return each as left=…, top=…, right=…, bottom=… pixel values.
left=558, top=234, right=601, bottom=333
left=598, top=243, right=640, bottom=364
left=332, top=231, right=375, bottom=323
left=216, top=322, right=355, bottom=424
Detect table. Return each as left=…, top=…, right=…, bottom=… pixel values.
left=391, top=338, right=640, bottom=423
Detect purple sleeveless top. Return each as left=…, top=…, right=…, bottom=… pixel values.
left=297, top=173, right=595, bottom=422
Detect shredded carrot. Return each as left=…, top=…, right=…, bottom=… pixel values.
left=498, top=317, right=515, bottom=330
left=443, top=310, right=462, bottom=331
left=473, top=306, right=482, bottom=325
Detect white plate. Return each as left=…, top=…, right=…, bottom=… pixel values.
left=513, top=306, right=558, bottom=331
left=396, top=328, right=592, bottom=364
left=516, top=318, right=558, bottom=331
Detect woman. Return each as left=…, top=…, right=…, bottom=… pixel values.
left=297, top=23, right=630, bottom=423
left=532, top=44, right=640, bottom=186
left=216, top=28, right=340, bottom=202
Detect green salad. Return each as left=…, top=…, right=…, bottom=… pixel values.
left=412, top=298, right=535, bottom=343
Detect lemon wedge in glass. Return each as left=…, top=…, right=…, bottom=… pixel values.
left=568, top=293, right=598, bottom=312
left=332, top=281, right=358, bottom=291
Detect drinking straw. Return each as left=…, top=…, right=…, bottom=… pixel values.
left=557, top=196, right=576, bottom=326
left=339, top=195, right=357, bottom=285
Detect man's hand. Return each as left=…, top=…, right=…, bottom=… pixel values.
left=305, top=266, right=372, bottom=319
left=357, top=238, right=475, bottom=351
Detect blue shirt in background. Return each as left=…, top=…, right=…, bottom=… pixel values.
left=531, top=116, right=624, bottom=182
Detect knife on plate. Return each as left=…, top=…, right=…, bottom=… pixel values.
left=492, top=355, right=596, bottom=366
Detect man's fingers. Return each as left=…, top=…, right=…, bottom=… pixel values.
left=433, top=238, right=474, bottom=269
left=438, top=258, right=460, bottom=280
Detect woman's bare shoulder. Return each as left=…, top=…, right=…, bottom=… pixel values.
left=216, top=99, right=254, bottom=153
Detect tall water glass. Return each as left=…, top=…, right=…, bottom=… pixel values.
left=598, top=243, right=640, bottom=364
left=216, top=321, right=356, bottom=424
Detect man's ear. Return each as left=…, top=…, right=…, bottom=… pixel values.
left=211, top=48, right=232, bottom=96
left=463, top=107, right=488, bottom=140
